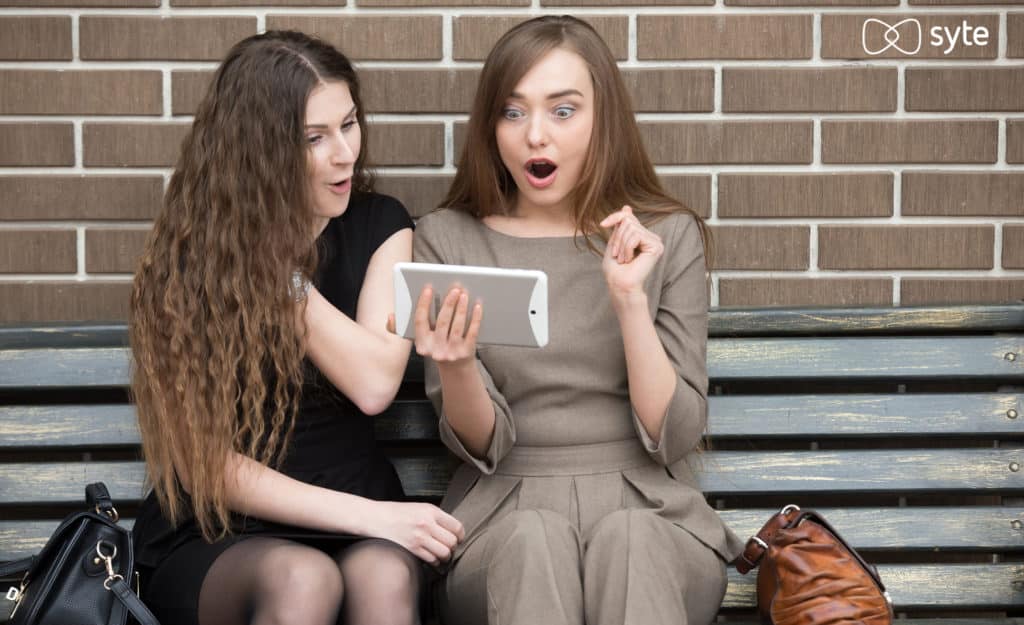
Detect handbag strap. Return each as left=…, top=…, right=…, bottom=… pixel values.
left=734, top=504, right=802, bottom=575
left=86, top=482, right=118, bottom=521
left=108, top=577, right=161, bottom=625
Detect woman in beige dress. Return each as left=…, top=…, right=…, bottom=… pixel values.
left=409, top=16, right=743, bottom=625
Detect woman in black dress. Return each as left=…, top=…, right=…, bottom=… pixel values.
left=129, top=30, right=463, bottom=625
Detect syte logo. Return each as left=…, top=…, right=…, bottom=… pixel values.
left=862, top=17, right=991, bottom=56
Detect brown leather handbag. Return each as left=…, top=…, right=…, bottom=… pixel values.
left=735, top=505, right=894, bottom=625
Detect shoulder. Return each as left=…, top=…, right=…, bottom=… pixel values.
left=646, top=210, right=701, bottom=248
left=415, top=207, right=481, bottom=238
left=347, top=191, right=413, bottom=228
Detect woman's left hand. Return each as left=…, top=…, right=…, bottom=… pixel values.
left=600, top=205, right=664, bottom=301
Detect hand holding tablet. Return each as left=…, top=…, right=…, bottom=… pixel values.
left=393, top=262, right=549, bottom=348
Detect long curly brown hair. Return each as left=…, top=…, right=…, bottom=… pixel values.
left=130, top=30, right=373, bottom=541
left=443, top=15, right=710, bottom=261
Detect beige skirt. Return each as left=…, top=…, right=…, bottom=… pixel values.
left=440, top=437, right=744, bottom=564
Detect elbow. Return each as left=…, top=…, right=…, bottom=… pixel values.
left=352, top=383, right=399, bottom=416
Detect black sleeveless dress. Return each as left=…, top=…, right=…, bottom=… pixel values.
left=132, top=192, right=414, bottom=624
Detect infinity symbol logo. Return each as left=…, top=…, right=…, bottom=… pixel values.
left=862, top=18, right=922, bottom=55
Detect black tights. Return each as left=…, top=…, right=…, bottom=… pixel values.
left=196, top=537, right=421, bottom=625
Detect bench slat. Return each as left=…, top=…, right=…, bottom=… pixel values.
left=4, top=335, right=1021, bottom=390
left=719, top=507, right=1024, bottom=550
left=711, top=304, right=1024, bottom=336
left=5, top=393, right=1021, bottom=449
left=4, top=449, right=1023, bottom=504
left=4, top=306, right=1022, bottom=347
left=0, top=518, right=1015, bottom=612
left=712, top=392, right=1023, bottom=437
left=722, top=564, right=1024, bottom=609
left=709, top=336, right=1023, bottom=382
left=3, top=506, right=1020, bottom=562
left=0, top=401, right=443, bottom=448
left=0, top=347, right=129, bottom=389
left=700, top=448, right=1024, bottom=494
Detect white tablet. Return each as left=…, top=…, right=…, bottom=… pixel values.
left=394, top=262, right=548, bottom=348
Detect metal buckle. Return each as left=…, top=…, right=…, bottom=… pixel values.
left=780, top=504, right=801, bottom=516
left=95, top=505, right=120, bottom=523
left=96, top=541, right=125, bottom=591
left=6, top=580, right=26, bottom=619
left=750, top=536, right=768, bottom=550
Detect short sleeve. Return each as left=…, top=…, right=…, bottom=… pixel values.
left=366, top=194, right=414, bottom=256
left=631, top=213, right=709, bottom=466
left=413, top=212, right=517, bottom=474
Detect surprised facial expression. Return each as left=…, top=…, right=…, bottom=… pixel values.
left=305, top=80, right=361, bottom=231
left=495, top=47, right=595, bottom=217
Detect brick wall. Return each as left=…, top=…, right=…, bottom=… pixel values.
left=0, top=2, right=1021, bottom=322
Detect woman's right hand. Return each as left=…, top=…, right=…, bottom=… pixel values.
left=412, top=285, right=483, bottom=366
left=368, top=500, right=465, bottom=564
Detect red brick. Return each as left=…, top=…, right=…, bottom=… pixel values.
left=80, top=16, right=255, bottom=61
left=0, top=282, right=131, bottom=323
left=0, top=17, right=71, bottom=60
left=819, top=226, right=994, bottom=270
left=710, top=226, right=809, bottom=270
left=901, top=279, right=1023, bottom=305
left=0, top=124, right=74, bottom=167
left=720, top=278, right=892, bottom=307
left=0, top=230, right=77, bottom=273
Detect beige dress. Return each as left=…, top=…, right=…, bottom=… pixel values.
left=414, top=208, right=744, bottom=625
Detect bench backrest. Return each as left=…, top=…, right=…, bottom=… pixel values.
left=2, top=305, right=1022, bottom=617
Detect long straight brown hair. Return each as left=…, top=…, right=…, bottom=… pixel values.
left=442, top=15, right=710, bottom=258
left=130, top=30, right=373, bottom=541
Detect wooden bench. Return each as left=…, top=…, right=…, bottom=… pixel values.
left=2, top=304, right=1023, bottom=622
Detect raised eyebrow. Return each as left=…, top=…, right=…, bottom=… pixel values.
left=507, top=89, right=584, bottom=101
left=304, top=105, right=358, bottom=130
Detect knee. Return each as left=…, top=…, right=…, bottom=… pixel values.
left=345, top=547, right=419, bottom=602
left=255, top=548, right=344, bottom=622
left=496, top=510, right=579, bottom=550
left=587, top=509, right=665, bottom=554
left=489, top=509, right=581, bottom=568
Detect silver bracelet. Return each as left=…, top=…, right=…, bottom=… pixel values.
left=291, top=271, right=312, bottom=302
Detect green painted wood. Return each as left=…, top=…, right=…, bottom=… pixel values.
left=4, top=393, right=1021, bottom=450
left=711, top=305, right=1024, bottom=337
left=0, top=457, right=453, bottom=504
left=697, top=448, right=1024, bottom=495
left=710, top=393, right=1024, bottom=438
left=1, top=519, right=137, bottom=562
left=376, top=400, right=440, bottom=440
left=718, top=507, right=1024, bottom=551
left=0, top=324, right=128, bottom=350
left=0, top=516, right=1017, bottom=611
left=0, top=401, right=441, bottom=448
left=709, top=336, right=1023, bottom=381
left=5, top=448, right=1023, bottom=505
left=3, top=305, right=1022, bottom=347
left=4, top=506, right=1021, bottom=562
left=0, top=405, right=139, bottom=447
left=722, top=564, right=1024, bottom=609
left=0, top=347, right=129, bottom=389
left=5, top=335, right=1021, bottom=390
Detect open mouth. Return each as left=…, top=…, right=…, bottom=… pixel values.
left=527, top=159, right=557, bottom=180
left=525, top=159, right=558, bottom=189
left=328, top=178, right=352, bottom=194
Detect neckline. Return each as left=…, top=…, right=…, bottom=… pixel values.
left=479, top=217, right=597, bottom=242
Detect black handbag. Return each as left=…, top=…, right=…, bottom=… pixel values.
left=0, top=483, right=159, bottom=625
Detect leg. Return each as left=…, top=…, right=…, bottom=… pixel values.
left=583, top=509, right=727, bottom=625
left=440, top=509, right=584, bottom=625
left=196, top=537, right=345, bottom=625
left=335, top=538, right=422, bottom=625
